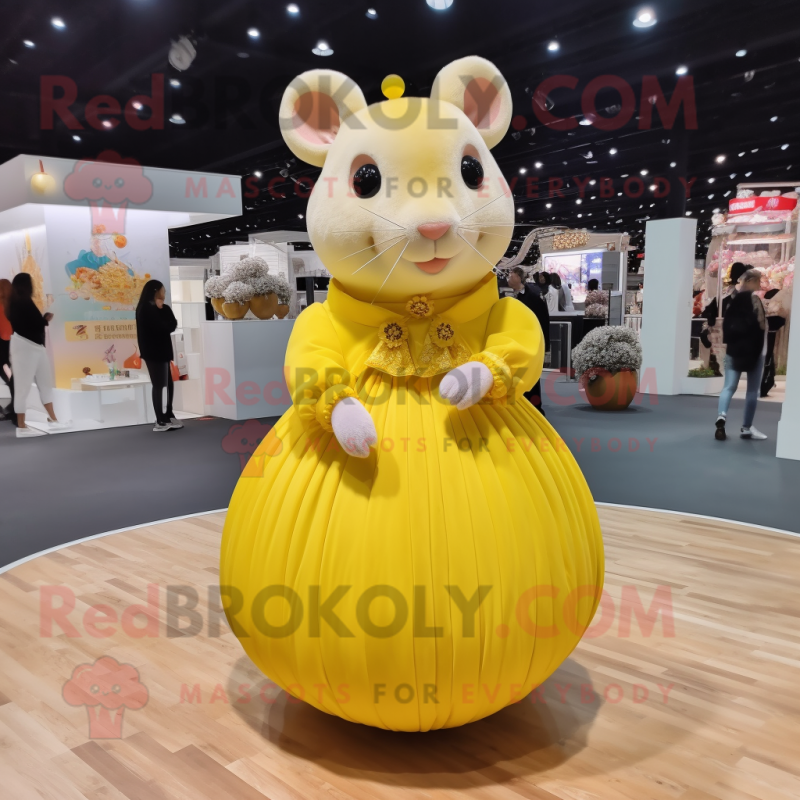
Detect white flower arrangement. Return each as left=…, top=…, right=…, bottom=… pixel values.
left=584, top=289, right=609, bottom=318
left=223, top=280, right=254, bottom=305
left=204, top=274, right=230, bottom=299
left=252, top=272, right=292, bottom=304
left=230, top=256, right=269, bottom=284
left=572, top=325, right=642, bottom=381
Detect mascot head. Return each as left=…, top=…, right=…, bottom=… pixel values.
left=279, top=56, right=514, bottom=303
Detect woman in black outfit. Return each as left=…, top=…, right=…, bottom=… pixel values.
left=136, top=280, right=182, bottom=432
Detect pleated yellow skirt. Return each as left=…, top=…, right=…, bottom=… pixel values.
left=220, top=370, right=604, bottom=731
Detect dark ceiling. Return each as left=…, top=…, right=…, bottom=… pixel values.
left=2, top=0, right=800, bottom=262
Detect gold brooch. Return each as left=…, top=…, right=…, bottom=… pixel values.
left=432, top=320, right=456, bottom=348
left=405, top=295, right=434, bottom=318
left=378, top=320, right=409, bottom=349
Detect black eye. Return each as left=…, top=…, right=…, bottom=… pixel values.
left=115, top=178, right=125, bottom=188
left=353, top=163, right=381, bottom=199
left=93, top=177, right=102, bottom=188
left=461, top=155, right=484, bottom=190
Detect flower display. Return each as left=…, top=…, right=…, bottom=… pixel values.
left=584, top=289, right=609, bottom=318
left=223, top=281, right=255, bottom=305
left=572, top=325, right=642, bottom=380
left=204, top=275, right=229, bottom=299
left=230, top=256, right=269, bottom=284
left=251, top=272, right=292, bottom=304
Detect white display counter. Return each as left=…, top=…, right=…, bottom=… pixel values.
left=202, top=319, right=294, bottom=420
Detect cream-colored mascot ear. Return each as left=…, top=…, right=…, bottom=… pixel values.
left=279, top=70, right=367, bottom=167
left=431, top=56, right=513, bottom=150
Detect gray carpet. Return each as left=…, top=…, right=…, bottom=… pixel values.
left=1, top=387, right=798, bottom=569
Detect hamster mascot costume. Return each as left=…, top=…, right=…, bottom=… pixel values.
left=221, top=57, right=604, bottom=731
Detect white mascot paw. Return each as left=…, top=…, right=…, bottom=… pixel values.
left=331, top=396, right=377, bottom=458
left=439, top=362, right=494, bottom=410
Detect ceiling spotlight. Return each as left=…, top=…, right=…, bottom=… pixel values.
left=287, top=3, right=300, bottom=13
left=669, top=161, right=677, bottom=167
left=298, top=214, right=304, bottom=219
left=751, top=148, right=759, bottom=153
left=577, top=213, right=583, bottom=218
left=169, top=113, right=186, bottom=124
left=686, top=211, right=692, bottom=216
left=312, top=40, right=334, bottom=56
left=535, top=161, right=543, bottom=168
left=51, top=17, right=66, bottom=29
left=517, top=207, right=523, bottom=214
left=72, top=135, right=81, bottom=142
left=519, top=167, right=527, bottom=174
left=366, top=7, right=378, bottom=17
left=735, top=49, right=747, bottom=57
left=547, top=41, right=560, bottom=52
left=770, top=115, right=778, bottom=122
left=132, top=101, right=143, bottom=110
left=708, top=194, right=714, bottom=199
left=168, top=35, right=196, bottom=71
left=640, top=169, right=648, bottom=175
left=609, top=147, right=618, bottom=155
left=576, top=199, right=582, bottom=204
left=745, top=171, right=752, bottom=176
left=23, top=39, right=34, bottom=48
left=708, top=178, right=715, bottom=183
left=102, top=120, right=113, bottom=129
left=715, top=155, right=725, bottom=163
left=426, top=0, right=454, bottom=8
left=546, top=203, right=552, bottom=208
left=649, top=184, right=656, bottom=191
left=675, top=65, right=688, bottom=75
left=247, top=27, right=260, bottom=38
left=633, top=8, right=657, bottom=27
left=170, top=78, right=181, bottom=87
left=253, top=171, right=262, bottom=178
left=729, top=173, right=736, bottom=179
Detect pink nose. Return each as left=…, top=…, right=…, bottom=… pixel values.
left=417, top=222, right=451, bottom=240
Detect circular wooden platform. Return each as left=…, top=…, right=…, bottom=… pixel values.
left=0, top=507, right=798, bottom=800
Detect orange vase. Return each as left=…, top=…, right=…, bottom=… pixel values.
left=221, top=301, right=250, bottom=320
left=583, top=369, right=638, bottom=410
left=250, top=293, right=279, bottom=320
left=276, top=304, right=290, bottom=319
left=210, top=297, right=225, bottom=315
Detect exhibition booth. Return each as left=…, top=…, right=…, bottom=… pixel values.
left=0, top=153, right=241, bottom=432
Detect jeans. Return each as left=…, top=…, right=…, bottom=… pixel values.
left=144, top=360, right=174, bottom=425
left=717, top=354, right=765, bottom=429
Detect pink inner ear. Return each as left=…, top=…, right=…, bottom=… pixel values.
left=292, top=91, right=341, bottom=145
left=463, top=77, right=500, bottom=131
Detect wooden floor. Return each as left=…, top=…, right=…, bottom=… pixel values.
left=0, top=507, right=799, bottom=800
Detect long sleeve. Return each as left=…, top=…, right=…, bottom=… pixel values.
left=284, top=303, right=356, bottom=430
left=468, top=297, right=543, bottom=402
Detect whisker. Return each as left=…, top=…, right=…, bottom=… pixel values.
left=352, top=237, right=407, bottom=275
left=460, top=194, right=507, bottom=222
left=457, top=227, right=511, bottom=239
left=333, top=228, right=403, bottom=234
left=371, top=241, right=410, bottom=304
left=336, top=235, right=406, bottom=262
left=360, top=207, right=406, bottom=230
left=456, top=232, right=497, bottom=269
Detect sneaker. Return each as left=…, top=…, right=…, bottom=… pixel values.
left=16, top=426, right=43, bottom=438
left=153, top=422, right=172, bottom=432
left=168, top=418, right=184, bottom=429
left=714, top=416, right=726, bottom=441
left=741, top=426, right=767, bottom=440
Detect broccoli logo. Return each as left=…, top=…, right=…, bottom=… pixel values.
left=62, top=656, right=148, bottom=739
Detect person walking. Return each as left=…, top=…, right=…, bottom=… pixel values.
left=506, top=267, right=550, bottom=416
left=539, top=272, right=559, bottom=315
left=0, top=278, right=13, bottom=420
left=714, top=270, right=768, bottom=441
left=136, top=280, right=182, bottom=432
left=6, top=273, right=65, bottom=436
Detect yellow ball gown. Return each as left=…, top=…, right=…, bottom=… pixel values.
left=220, top=274, right=604, bottom=731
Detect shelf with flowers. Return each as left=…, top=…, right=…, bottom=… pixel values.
left=204, top=257, right=292, bottom=320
